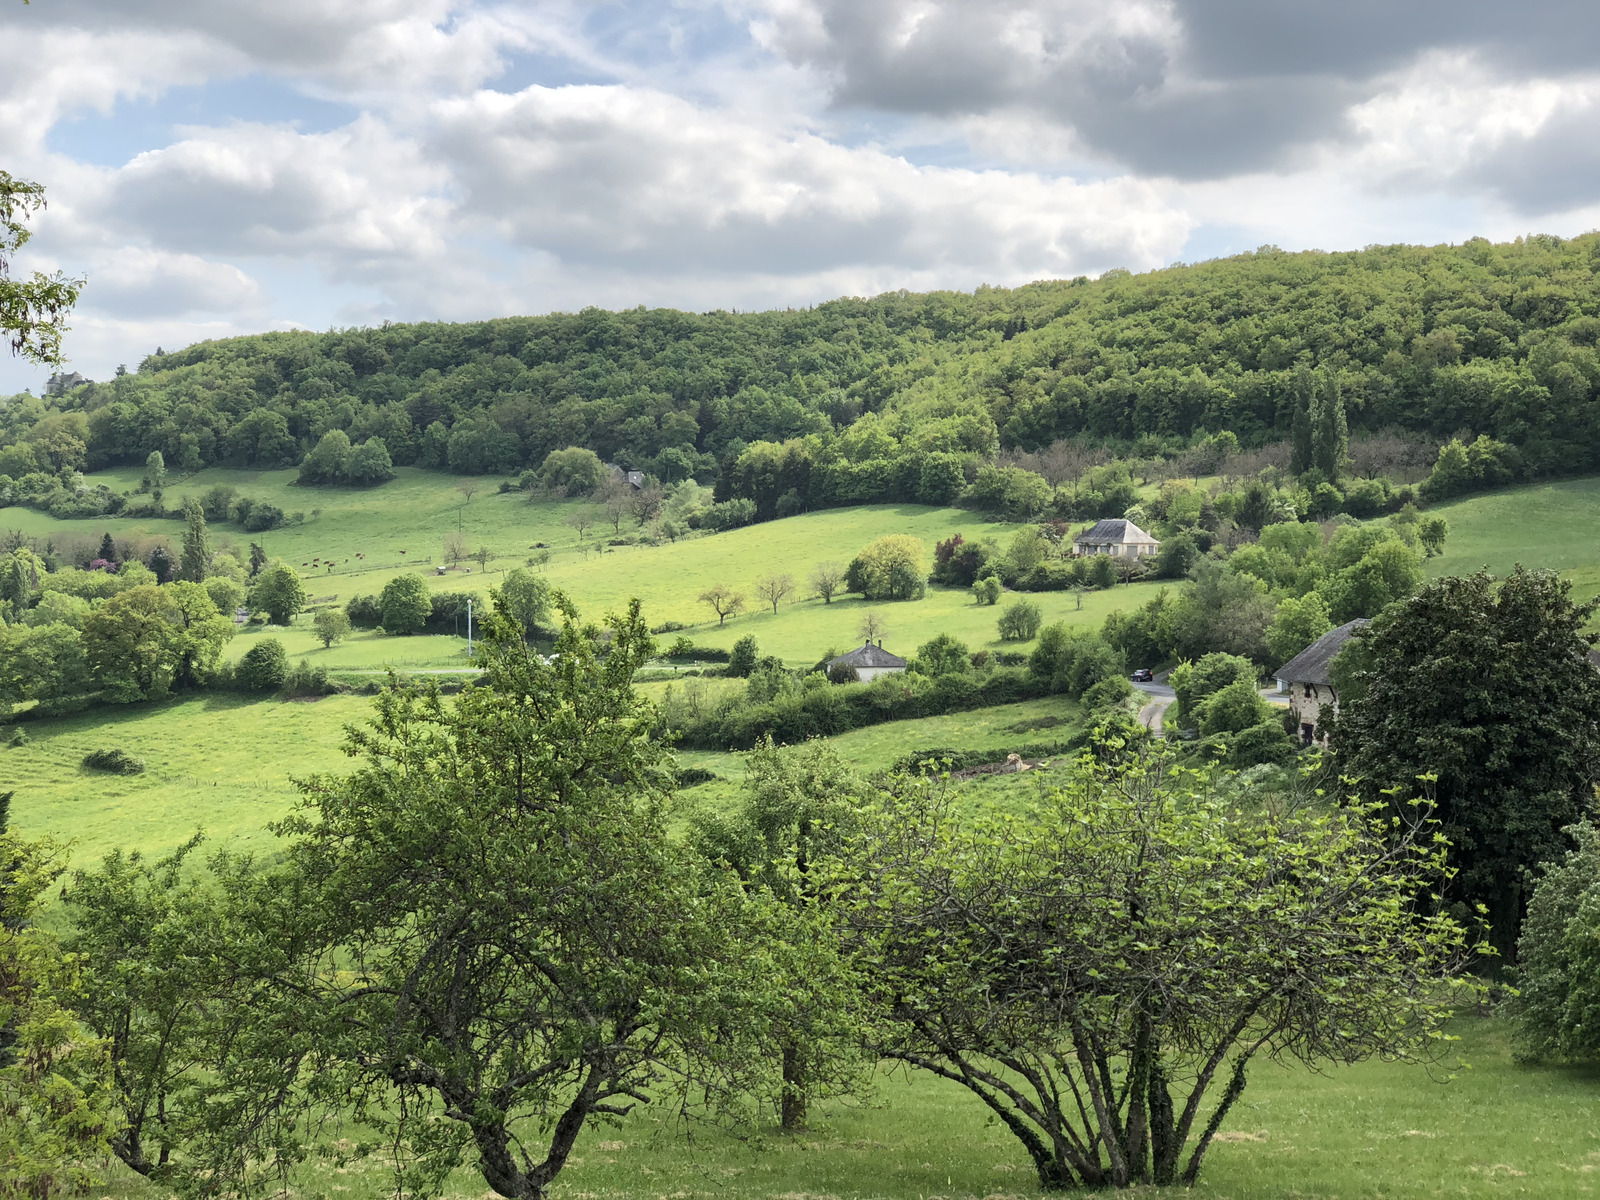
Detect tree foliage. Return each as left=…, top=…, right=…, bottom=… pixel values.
left=1508, top=819, right=1600, bottom=1064
left=1335, top=568, right=1600, bottom=958
left=1, top=170, right=83, bottom=364
left=0, top=817, right=119, bottom=1197
left=838, top=752, right=1478, bottom=1190
left=212, top=598, right=814, bottom=1200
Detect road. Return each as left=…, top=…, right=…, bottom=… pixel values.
left=1132, top=678, right=1289, bottom=736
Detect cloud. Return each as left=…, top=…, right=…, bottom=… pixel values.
left=743, top=0, right=1600, bottom=178
left=432, top=83, right=1190, bottom=280
left=94, top=117, right=453, bottom=265
left=0, top=25, right=230, bottom=157
left=80, top=248, right=263, bottom=318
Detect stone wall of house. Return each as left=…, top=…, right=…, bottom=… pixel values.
left=1286, top=682, right=1338, bottom=745
left=856, top=666, right=905, bottom=684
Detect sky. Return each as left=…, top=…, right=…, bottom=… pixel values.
left=3, top=0, right=1598, bottom=393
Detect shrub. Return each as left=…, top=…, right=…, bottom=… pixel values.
left=726, top=635, right=760, bottom=678
left=282, top=659, right=334, bottom=697
left=972, top=576, right=1002, bottom=605
left=346, top=594, right=383, bottom=629
left=237, top=639, right=290, bottom=691
left=997, top=599, right=1043, bottom=642
left=82, top=748, right=145, bottom=775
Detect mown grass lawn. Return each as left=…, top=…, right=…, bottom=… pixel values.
left=77, top=1016, right=1600, bottom=1200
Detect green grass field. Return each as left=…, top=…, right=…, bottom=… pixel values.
left=7, top=468, right=1165, bottom=667
left=0, top=693, right=369, bottom=866
left=72, top=1014, right=1600, bottom=1200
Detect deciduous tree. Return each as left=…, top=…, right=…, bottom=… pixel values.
left=698, top=583, right=745, bottom=626
left=213, top=599, right=814, bottom=1200
left=1, top=170, right=84, bottom=363
left=753, top=572, right=795, bottom=615
left=808, top=561, right=844, bottom=604
left=1336, top=568, right=1600, bottom=959
left=840, top=752, right=1477, bottom=1190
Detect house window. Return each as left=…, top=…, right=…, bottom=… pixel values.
left=1303, top=683, right=1313, bottom=699
left=1300, top=722, right=1315, bottom=746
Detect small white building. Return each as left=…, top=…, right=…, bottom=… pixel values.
left=826, top=640, right=907, bottom=683
left=1072, top=518, right=1160, bottom=558
left=1274, top=619, right=1369, bottom=746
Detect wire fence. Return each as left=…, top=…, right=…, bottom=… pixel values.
left=293, top=556, right=434, bottom=578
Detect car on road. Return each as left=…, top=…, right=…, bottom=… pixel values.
left=1131, top=668, right=1154, bottom=683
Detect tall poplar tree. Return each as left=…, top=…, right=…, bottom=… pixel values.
left=179, top=498, right=209, bottom=582
left=1311, top=371, right=1348, bottom=480
left=1289, top=365, right=1314, bottom=475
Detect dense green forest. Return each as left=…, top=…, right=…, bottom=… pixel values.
left=3, top=233, right=1598, bottom=521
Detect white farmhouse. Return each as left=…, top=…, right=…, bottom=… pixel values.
left=825, top=640, right=907, bottom=683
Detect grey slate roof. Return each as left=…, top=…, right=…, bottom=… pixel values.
left=1074, top=518, right=1159, bottom=546
left=1275, top=619, right=1370, bottom=686
left=827, top=641, right=907, bottom=670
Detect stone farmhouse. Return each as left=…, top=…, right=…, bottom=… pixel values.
left=1274, top=619, right=1369, bottom=746
left=826, top=640, right=907, bottom=683
left=1072, top=518, right=1160, bottom=558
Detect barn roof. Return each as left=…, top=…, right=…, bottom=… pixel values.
left=1074, top=518, right=1159, bottom=546
left=827, top=641, right=907, bottom=669
left=1275, top=619, right=1370, bottom=686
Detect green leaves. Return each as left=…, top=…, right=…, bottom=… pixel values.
left=839, top=748, right=1476, bottom=1190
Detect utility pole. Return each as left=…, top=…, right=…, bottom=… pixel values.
left=466, top=598, right=473, bottom=656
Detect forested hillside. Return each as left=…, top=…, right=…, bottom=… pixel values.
left=4, top=233, right=1598, bottom=511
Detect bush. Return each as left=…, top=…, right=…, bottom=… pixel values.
left=82, top=747, right=145, bottom=775
left=997, top=599, right=1043, bottom=642
left=726, top=635, right=760, bottom=678
left=846, top=535, right=927, bottom=601
left=704, top=498, right=757, bottom=531
left=237, top=639, right=290, bottom=691
left=972, top=576, right=1002, bottom=605
left=282, top=659, right=335, bottom=697
left=346, top=594, right=383, bottom=629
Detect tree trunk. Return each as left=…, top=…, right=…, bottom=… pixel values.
left=781, top=1042, right=806, bottom=1131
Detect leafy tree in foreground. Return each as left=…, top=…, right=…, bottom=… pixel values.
left=0, top=813, right=119, bottom=1196
left=64, top=836, right=219, bottom=1178
left=1, top=170, right=83, bottom=363
left=691, top=738, right=865, bottom=1129
left=839, top=751, right=1476, bottom=1190
left=1334, top=568, right=1600, bottom=959
left=1508, top=819, right=1600, bottom=1064
left=222, top=597, right=809, bottom=1200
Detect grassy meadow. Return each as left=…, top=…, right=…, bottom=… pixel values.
left=65, top=1014, right=1600, bottom=1200
left=5, top=468, right=1164, bottom=668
